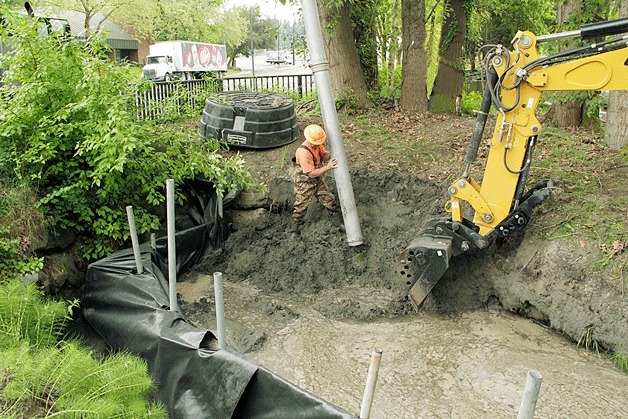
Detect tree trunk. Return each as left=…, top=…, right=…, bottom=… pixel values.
left=317, top=1, right=371, bottom=109
left=605, top=0, right=627, bottom=150
left=399, top=0, right=428, bottom=113
left=549, top=0, right=583, bottom=128
left=552, top=100, right=582, bottom=127
left=429, top=0, right=466, bottom=113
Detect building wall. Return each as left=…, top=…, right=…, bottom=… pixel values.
left=106, top=49, right=139, bottom=63
left=137, top=41, right=150, bottom=65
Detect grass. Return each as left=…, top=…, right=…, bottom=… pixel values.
left=279, top=144, right=292, bottom=171
left=610, top=350, right=628, bottom=373
left=529, top=125, right=627, bottom=279
left=0, top=277, right=167, bottom=417
left=577, top=326, right=601, bottom=354
left=577, top=326, right=628, bottom=373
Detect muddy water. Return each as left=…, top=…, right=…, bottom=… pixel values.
left=177, top=275, right=627, bottom=419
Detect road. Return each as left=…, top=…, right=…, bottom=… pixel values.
left=232, top=53, right=312, bottom=77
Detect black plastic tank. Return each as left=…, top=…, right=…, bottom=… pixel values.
left=200, top=91, right=298, bottom=149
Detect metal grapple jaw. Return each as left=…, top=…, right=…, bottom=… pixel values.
left=396, top=234, right=453, bottom=309
left=396, top=180, right=555, bottom=310
left=395, top=219, right=486, bottom=309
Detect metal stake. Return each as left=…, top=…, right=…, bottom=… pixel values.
left=359, top=347, right=383, bottom=418
left=213, top=272, right=226, bottom=349
left=125, top=206, right=144, bottom=274
left=518, top=369, right=543, bottom=419
left=166, top=179, right=179, bottom=312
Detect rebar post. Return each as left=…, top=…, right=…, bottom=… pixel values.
left=359, top=347, right=383, bottom=418
left=213, top=272, right=226, bottom=349
left=166, top=179, right=179, bottom=312
left=125, top=206, right=144, bottom=274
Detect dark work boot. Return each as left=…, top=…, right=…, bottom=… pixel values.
left=290, top=222, right=302, bottom=238
left=330, top=211, right=346, bottom=233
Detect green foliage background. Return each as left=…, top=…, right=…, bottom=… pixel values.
left=0, top=8, right=255, bottom=260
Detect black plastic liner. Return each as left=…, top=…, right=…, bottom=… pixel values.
left=80, top=185, right=355, bottom=418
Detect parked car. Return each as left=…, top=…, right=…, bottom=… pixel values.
left=266, top=50, right=285, bottom=64
left=283, top=51, right=294, bottom=65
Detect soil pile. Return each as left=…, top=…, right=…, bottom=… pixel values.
left=193, top=168, right=627, bottom=351
left=198, top=169, right=444, bottom=318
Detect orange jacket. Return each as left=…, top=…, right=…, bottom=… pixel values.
left=295, top=141, right=330, bottom=174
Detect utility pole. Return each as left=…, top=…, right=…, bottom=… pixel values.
left=277, top=24, right=281, bottom=65
left=249, top=6, right=255, bottom=84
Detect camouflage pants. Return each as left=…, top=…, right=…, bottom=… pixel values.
left=291, top=168, right=337, bottom=225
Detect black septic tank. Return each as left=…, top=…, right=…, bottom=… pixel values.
left=201, top=91, right=298, bottom=149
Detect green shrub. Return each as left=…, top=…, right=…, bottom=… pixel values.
left=0, top=182, right=46, bottom=277
left=0, top=234, right=44, bottom=278
left=378, top=64, right=402, bottom=99
left=0, top=8, right=255, bottom=260
left=460, top=90, right=483, bottom=116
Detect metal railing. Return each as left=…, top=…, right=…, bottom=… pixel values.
left=222, top=74, right=315, bottom=97
left=134, top=74, right=315, bottom=120
left=134, top=79, right=219, bottom=120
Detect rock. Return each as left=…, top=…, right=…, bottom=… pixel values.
left=42, top=227, right=77, bottom=251
left=40, top=251, right=83, bottom=292
left=231, top=190, right=268, bottom=209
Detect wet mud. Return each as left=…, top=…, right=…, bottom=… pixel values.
left=178, top=168, right=626, bottom=417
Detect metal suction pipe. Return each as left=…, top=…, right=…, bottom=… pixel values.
left=301, top=0, right=363, bottom=247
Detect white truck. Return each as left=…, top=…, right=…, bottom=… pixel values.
left=141, top=41, right=228, bottom=82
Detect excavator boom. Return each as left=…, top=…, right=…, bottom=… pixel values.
left=397, top=18, right=628, bottom=309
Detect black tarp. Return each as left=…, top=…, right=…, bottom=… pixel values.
left=80, top=185, right=355, bottom=418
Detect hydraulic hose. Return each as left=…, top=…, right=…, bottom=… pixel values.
left=463, top=67, right=498, bottom=178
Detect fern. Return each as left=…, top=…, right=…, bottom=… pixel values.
left=0, top=279, right=71, bottom=349
left=0, top=278, right=167, bottom=418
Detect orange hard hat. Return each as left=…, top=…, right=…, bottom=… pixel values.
left=304, top=124, right=327, bottom=145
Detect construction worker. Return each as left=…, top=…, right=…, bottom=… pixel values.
left=290, top=124, right=344, bottom=236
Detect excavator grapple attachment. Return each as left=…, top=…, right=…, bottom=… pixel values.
left=395, top=217, right=486, bottom=309
left=396, top=234, right=453, bottom=309
left=394, top=18, right=626, bottom=310
left=396, top=181, right=555, bottom=309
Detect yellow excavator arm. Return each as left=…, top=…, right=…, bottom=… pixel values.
left=397, top=18, right=628, bottom=308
